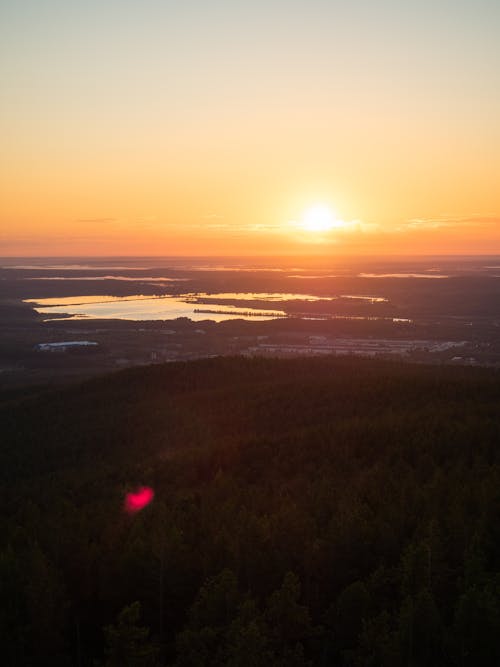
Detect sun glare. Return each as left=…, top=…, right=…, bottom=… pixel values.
left=298, top=205, right=344, bottom=233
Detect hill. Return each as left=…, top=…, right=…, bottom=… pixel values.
left=1, top=356, right=500, bottom=666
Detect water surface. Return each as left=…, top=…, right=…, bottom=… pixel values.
left=26, top=295, right=286, bottom=322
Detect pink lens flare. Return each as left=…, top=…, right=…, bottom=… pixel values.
left=124, top=486, right=154, bottom=514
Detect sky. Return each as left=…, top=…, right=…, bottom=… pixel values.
left=1, top=0, right=499, bottom=256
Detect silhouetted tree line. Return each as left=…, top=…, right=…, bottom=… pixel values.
left=1, top=356, right=500, bottom=665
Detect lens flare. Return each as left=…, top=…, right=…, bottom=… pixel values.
left=124, top=486, right=154, bottom=514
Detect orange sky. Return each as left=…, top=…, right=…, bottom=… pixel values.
left=1, top=0, right=499, bottom=256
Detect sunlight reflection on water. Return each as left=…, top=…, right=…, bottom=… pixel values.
left=26, top=294, right=286, bottom=322
left=25, top=289, right=393, bottom=322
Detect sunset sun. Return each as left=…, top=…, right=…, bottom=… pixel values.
left=294, top=205, right=346, bottom=234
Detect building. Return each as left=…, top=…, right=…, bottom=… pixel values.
left=36, top=341, right=98, bottom=352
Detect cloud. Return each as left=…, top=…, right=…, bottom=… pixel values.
left=179, top=222, right=285, bottom=234
left=340, top=220, right=379, bottom=233
left=173, top=220, right=381, bottom=241
left=288, top=219, right=378, bottom=234
left=76, top=218, right=117, bottom=224
left=80, top=216, right=158, bottom=228
left=135, top=216, right=158, bottom=223
left=403, top=215, right=500, bottom=230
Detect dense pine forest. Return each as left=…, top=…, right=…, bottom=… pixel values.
left=1, top=356, right=500, bottom=666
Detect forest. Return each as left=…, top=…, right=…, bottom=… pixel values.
left=1, top=355, right=500, bottom=666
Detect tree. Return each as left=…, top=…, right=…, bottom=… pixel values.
left=398, top=589, right=442, bottom=666
left=175, top=569, right=241, bottom=667
left=264, top=572, right=313, bottom=666
left=334, top=580, right=371, bottom=653
left=214, top=598, right=273, bottom=666
left=453, top=586, right=500, bottom=666
left=103, top=602, right=158, bottom=667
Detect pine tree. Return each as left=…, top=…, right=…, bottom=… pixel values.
left=103, top=601, right=158, bottom=667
